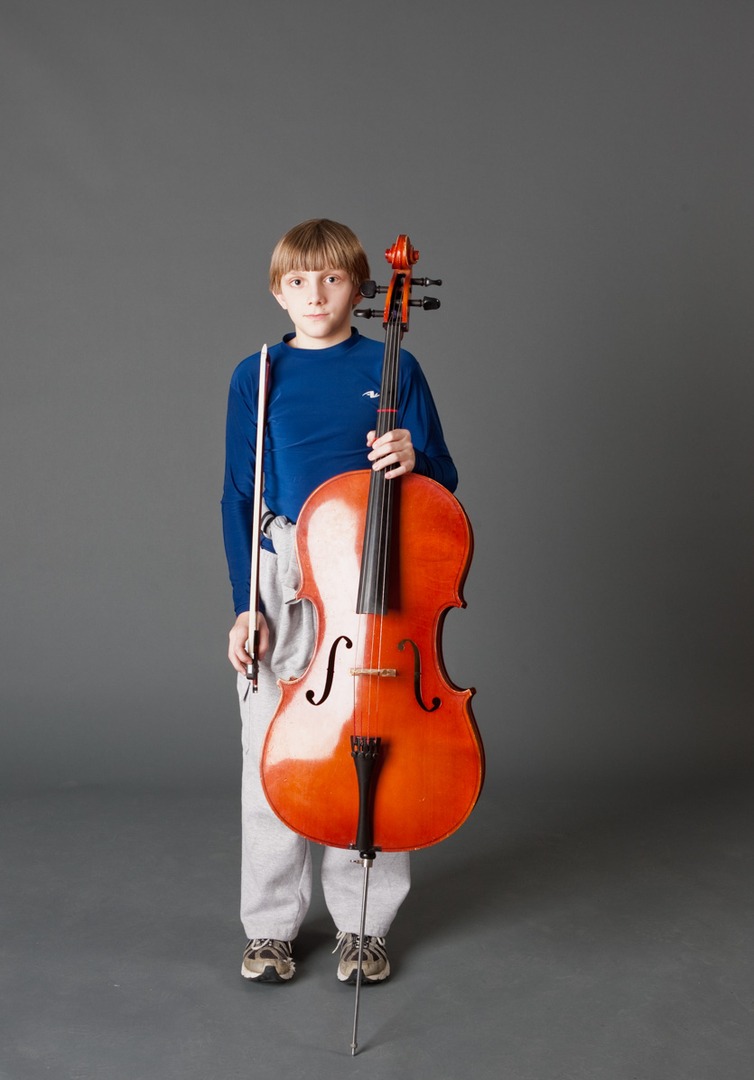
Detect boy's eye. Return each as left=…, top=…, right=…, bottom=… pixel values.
left=289, top=278, right=302, bottom=287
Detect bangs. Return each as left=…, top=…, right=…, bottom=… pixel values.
left=276, top=237, right=348, bottom=276
left=269, top=219, right=370, bottom=291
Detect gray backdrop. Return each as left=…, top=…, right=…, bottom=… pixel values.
left=3, top=0, right=753, bottom=793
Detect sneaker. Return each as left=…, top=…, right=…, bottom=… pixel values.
left=241, top=938, right=295, bottom=983
left=334, top=931, right=390, bottom=984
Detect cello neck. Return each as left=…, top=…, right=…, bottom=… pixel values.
left=355, top=274, right=406, bottom=615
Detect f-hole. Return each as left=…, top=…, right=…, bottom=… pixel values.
left=306, top=635, right=353, bottom=706
left=398, top=638, right=441, bottom=712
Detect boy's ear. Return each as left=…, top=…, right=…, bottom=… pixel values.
left=273, top=291, right=287, bottom=311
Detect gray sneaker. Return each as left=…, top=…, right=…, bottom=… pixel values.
left=241, top=938, right=295, bottom=983
left=334, top=931, right=390, bottom=984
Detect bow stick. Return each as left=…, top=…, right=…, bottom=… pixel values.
left=245, top=344, right=270, bottom=692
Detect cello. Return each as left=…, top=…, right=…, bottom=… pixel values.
left=260, top=235, right=484, bottom=1047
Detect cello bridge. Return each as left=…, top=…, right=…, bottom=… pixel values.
left=349, top=667, right=398, bottom=678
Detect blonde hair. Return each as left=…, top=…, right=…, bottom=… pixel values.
left=269, top=219, right=370, bottom=293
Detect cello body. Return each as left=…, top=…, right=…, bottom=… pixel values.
left=261, top=470, right=483, bottom=851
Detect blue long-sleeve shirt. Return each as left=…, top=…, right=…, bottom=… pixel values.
left=221, top=329, right=458, bottom=615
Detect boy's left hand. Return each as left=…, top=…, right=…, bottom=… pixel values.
left=366, top=428, right=416, bottom=479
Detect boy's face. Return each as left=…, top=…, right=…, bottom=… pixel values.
left=274, top=268, right=361, bottom=349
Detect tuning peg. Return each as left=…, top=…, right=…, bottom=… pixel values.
left=408, top=297, right=441, bottom=311
left=359, top=281, right=388, bottom=298
left=354, top=308, right=382, bottom=319
left=411, top=277, right=442, bottom=287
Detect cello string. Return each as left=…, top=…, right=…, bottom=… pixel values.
left=368, top=316, right=391, bottom=737
left=366, top=302, right=397, bottom=735
left=373, top=301, right=401, bottom=722
left=358, top=269, right=405, bottom=742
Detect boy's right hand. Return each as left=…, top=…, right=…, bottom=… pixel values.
left=228, top=611, right=270, bottom=675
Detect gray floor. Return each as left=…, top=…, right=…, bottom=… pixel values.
left=1, top=775, right=753, bottom=1080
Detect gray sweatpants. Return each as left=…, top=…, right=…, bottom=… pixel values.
left=237, top=513, right=410, bottom=941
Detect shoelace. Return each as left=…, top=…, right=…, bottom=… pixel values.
left=247, top=938, right=290, bottom=956
left=333, top=931, right=386, bottom=959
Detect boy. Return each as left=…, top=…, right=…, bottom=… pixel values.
left=222, top=219, right=458, bottom=984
